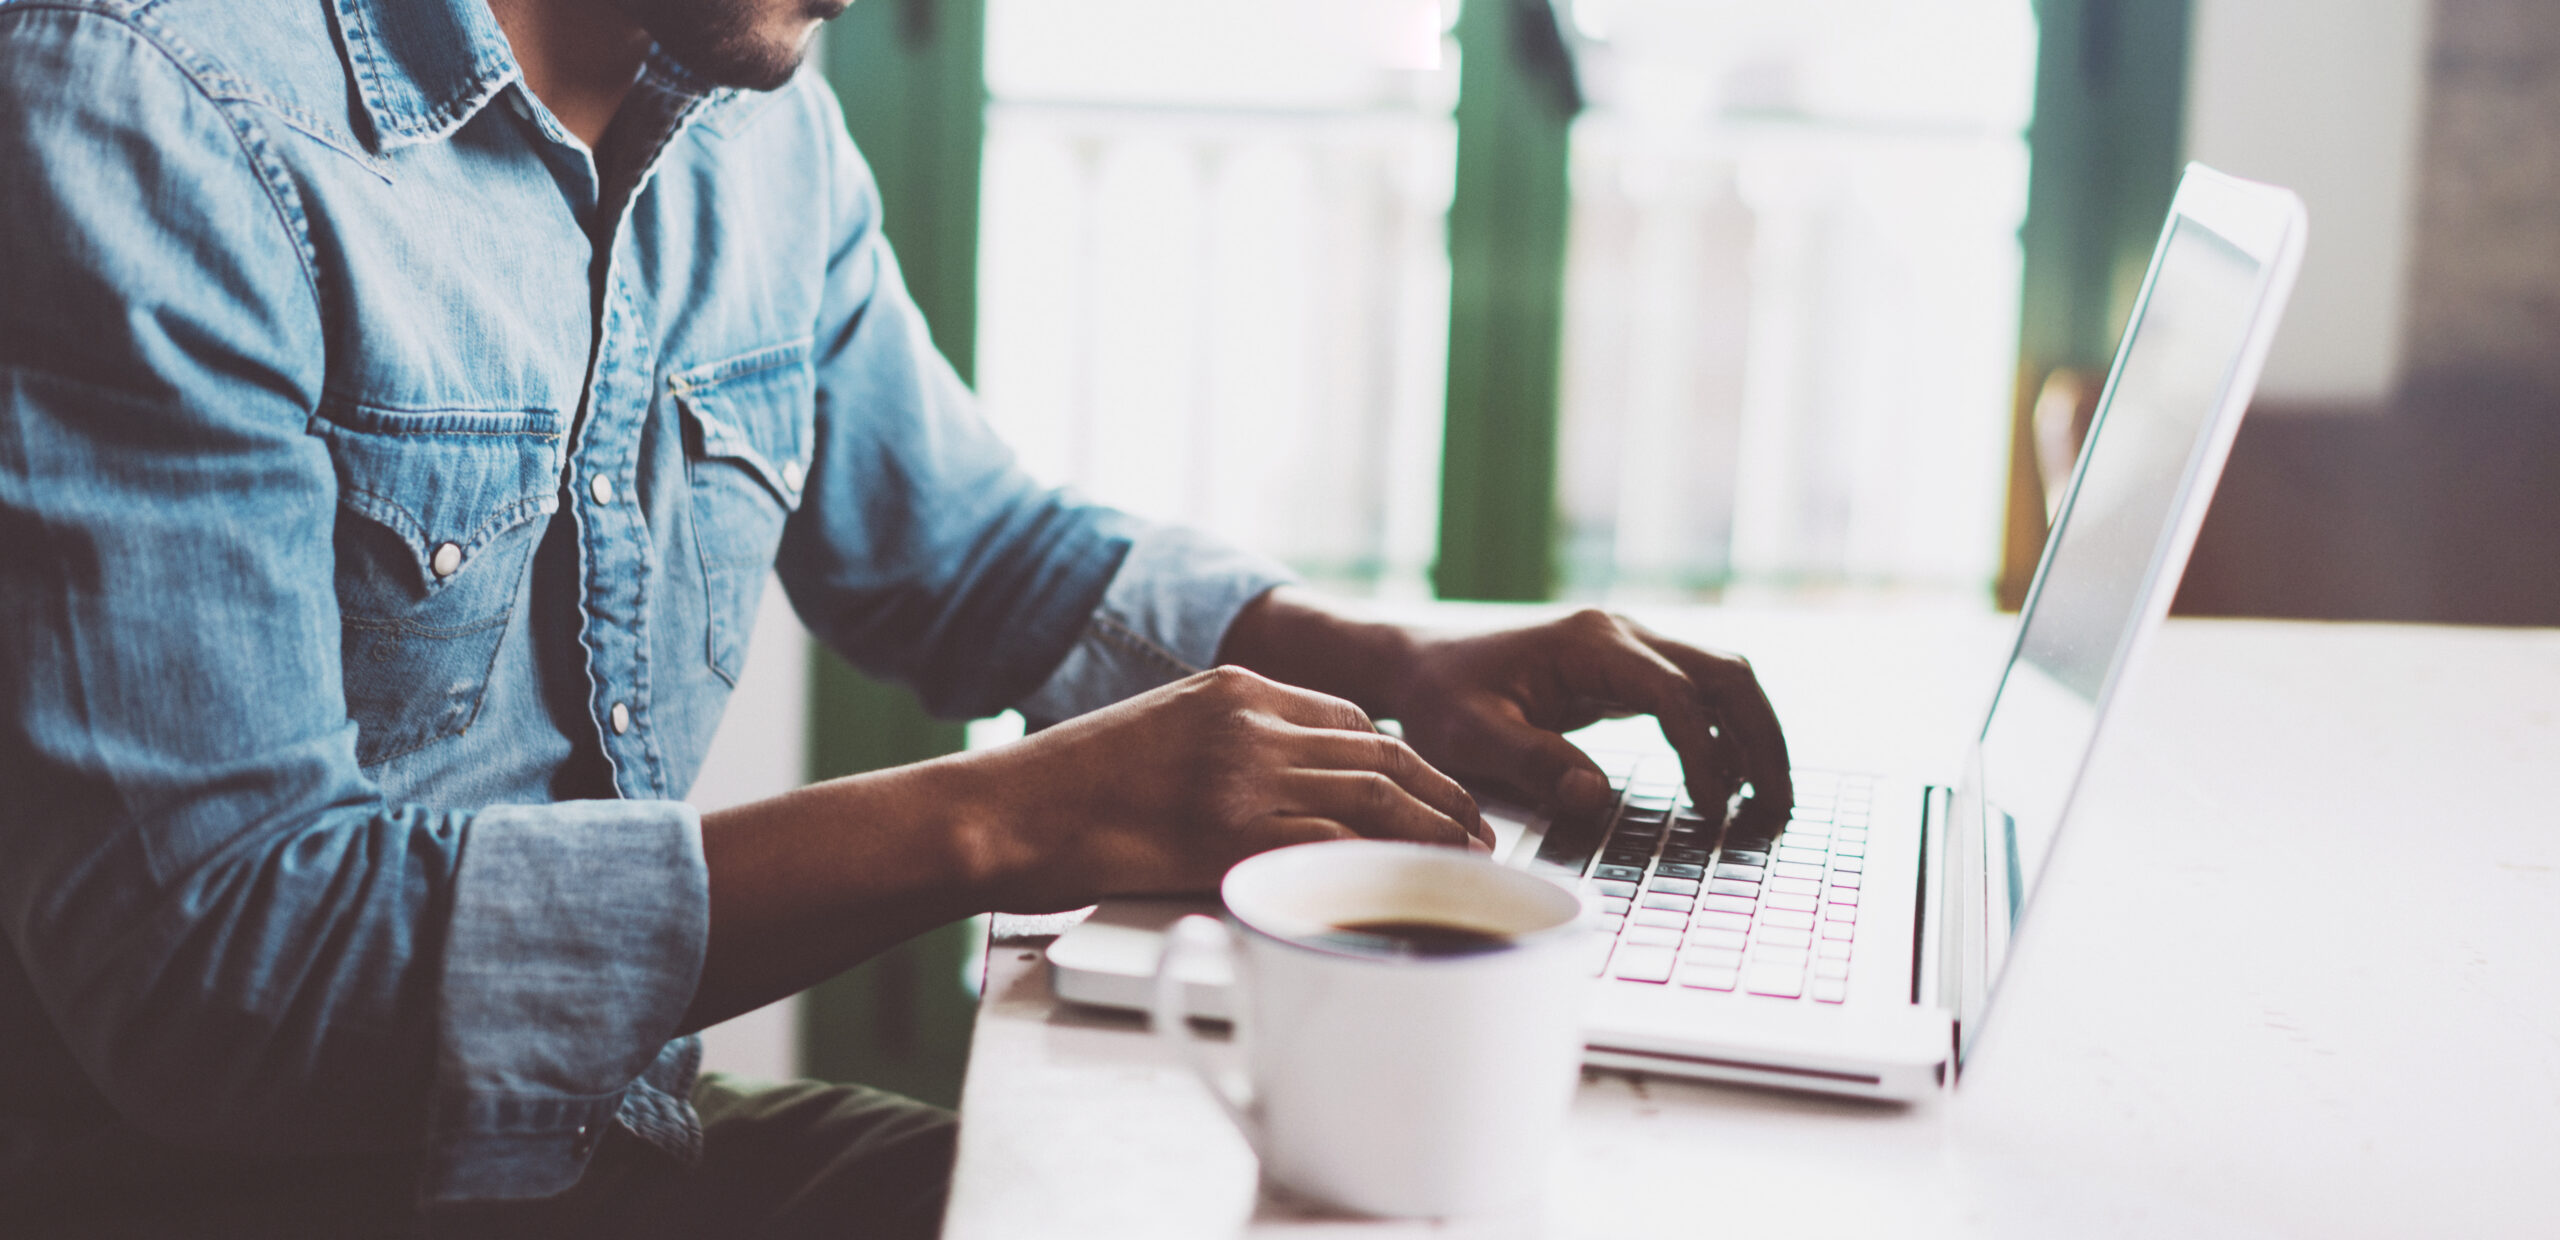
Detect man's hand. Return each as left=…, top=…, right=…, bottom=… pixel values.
left=1218, top=588, right=1794, bottom=832
left=961, top=665, right=1491, bottom=912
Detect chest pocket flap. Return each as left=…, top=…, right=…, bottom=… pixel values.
left=672, top=341, right=813, bottom=683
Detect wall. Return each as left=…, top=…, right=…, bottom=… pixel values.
left=2181, top=0, right=2431, bottom=406
left=2175, top=0, right=2560, bottom=626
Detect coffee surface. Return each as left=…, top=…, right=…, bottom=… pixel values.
left=1321, top=917, right=1513, bottom=957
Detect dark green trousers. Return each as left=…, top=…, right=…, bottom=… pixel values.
left=14, top=1075, right=956, bottom=1240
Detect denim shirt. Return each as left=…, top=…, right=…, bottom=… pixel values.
left=0, top=0, right=1287, bottom=1206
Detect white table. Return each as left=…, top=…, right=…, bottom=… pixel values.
left=941, top=609, right=2560, bottom=1239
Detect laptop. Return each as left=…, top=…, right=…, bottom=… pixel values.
left=1047, top=164, right=2307, bottom=1101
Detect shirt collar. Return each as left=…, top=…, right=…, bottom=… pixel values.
left=331, top=0, right=740, bottom=154
left=331, top=0, right=523, bottom=152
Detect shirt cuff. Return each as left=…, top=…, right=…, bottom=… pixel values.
left=423, top=799, right=709, bottom=1201
left=1014, top=522, right=1297, bottom=725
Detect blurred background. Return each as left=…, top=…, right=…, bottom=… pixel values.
left=689, top=0, right=2560, bottom=1103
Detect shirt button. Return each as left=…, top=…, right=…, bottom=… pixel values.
left=589, top=474, right=616, bottom=506
left=609, top=702, right=631, bottom=735
left=430, top=542, right=462, bottom=579
left=781, top=460, right=805, bottom=493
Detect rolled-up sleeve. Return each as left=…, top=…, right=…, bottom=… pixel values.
left=1015, top=524, right=1297, bottom=726
left=0, top=10, right=703, bottom=1202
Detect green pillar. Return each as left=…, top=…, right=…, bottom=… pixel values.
left=1432, top=0, right=1581, bottom=602
left=799, top=0, right=988, bottom=1109
left=2002, top=0, right=2192, bottom=605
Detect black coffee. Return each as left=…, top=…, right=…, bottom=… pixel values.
left=1321, top=917, right=1513, bottom=958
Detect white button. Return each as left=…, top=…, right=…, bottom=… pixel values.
left=430, top=542, right=462, bottom=578
left=609, top=702, right=631, bottom=735
left=589, top=474, right=615, bottom=506
left=538, top=495, right=560, bottom=515
left=780, top=460, right=804, bottom=493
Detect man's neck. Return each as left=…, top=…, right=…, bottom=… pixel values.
left=486, top=0, right=653, bottom=149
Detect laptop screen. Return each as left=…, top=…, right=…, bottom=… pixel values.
left=1975, top=217, right=2266, bottom=924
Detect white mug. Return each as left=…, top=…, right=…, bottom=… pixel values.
left=1151, top=839, right=1590, bottom=1218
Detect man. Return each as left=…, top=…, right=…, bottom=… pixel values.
left=0, top=0, right=1791, bottom=1233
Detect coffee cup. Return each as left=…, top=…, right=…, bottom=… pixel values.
left=1151, top=839, right=1590, bottom=1218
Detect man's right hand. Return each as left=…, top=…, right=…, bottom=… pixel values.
left=958, top=665, right=1491, bottom=912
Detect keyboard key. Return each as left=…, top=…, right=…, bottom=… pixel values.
left=1790, top=804, right=1834, bottom=823
left=1833, top=856, right=1866, bottom=873
left=1825, top=887, right=1859, bottom=907
left=1671, top=807, right=1715, bottom=828
left=1688, top=926, right=1748, bottom=951
left=1632, top=909, right=1687, bottom=930
left=1655, top=862, right=1707, bottom=880
left=1719, top=849, right=1770, bottom=869
left=1647, top=876, right=1701, bottom=896
left=1713, top=862, right=1766, bottom=882
left=1601, top=849, right=1653, bottom=870
left=1830, top=870, right=1864, bottom=889
left=1598, top=897, right=1632, bottom=916
left=1817, top=940, right=1852, bottom=960
left=1743, top=966, right=1805, bottom=998
left=1590, top=879, right=1638, bottom=899
left=1591, top=915, right=1625, bottom=937
left=1625, top=794, right=1676, bottom=813
left=1593, top=864, right=1646, bottom=884
left=1699, top=894, right=1755, bottom=916
left=1759, top=908, right=1817, bottom=931
left=1762, top=892, right=1819, bottom=914
left=1820, top=921, right=1856, bottom=941
left=1814, top=958, right=1851, bottom=980
left=1613, top=945, right=1677, bottom=983
left=1693, top=910, right=1752, bottom=934
left=1824, top=904, right=1856, bottom=924
left=1680, top=966, right=1741, bottom=991
left=1812, top=978, right=1849, bottom=1004
left=1754, top=925, right=1814, bottom=949
left=1835, top=828, right=1869, bottom=844
left=1624, top=926, right=1681, bottom=947
left=1832, top=841, right=1866, bottom=859
left=1660, top=846, right=1712, bottom=865
left=1781, top=826, right=1831, bottom=846
left=1584, top=936, right=1615, bottom=976
left=1707, top=878, right=1761, bottom=899
left=1770, top=861, right=1824, bottom=882
left=1687, top=946, right=1745, bottom=971
left=1750, top=939, right=1810, bottom=963
left=1640, top=892, right=1695, bottom=913
left=1775, top=846, right=1827, bottom=867
left=1767, top=875, right=1821, bottom=897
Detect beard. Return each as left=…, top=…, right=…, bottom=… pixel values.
left=614, top=0, right=849, bottom=91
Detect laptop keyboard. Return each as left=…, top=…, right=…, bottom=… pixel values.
left=1529, top=757, right=1873, bottom=1003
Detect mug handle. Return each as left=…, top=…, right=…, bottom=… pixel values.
left=1151, top=914, right=1262, bottom=1155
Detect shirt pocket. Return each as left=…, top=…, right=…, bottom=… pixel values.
left=309, top=401, right=566, bottom=766
left=671, top=342, right=813, bottom=684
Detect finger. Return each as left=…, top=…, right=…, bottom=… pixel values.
left=1451, top=696, right=1614, bottom=817
left=1276, top=769, right=1480, bottom=850
left=1632, top=627, right=1795, bottom=827
left=1287, top=727, right=1490, bottom=846
left=1550, top=614, right=1742, bottom=810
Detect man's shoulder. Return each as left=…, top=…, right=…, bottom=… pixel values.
left=1, top=0, right=356, bottom=146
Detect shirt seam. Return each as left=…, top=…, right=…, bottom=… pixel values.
left=1091, top=612, right=1205, bottom=680
left=14, top=1, right=331, bottom=351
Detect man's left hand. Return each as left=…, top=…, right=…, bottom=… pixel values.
left=1219, top=590, right=1794, bottom=832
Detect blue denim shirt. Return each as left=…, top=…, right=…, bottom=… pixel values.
left=0, top=0, right=1287, bottom=1206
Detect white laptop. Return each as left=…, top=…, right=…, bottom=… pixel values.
left=1047, top=164, right=2306, bottom=1101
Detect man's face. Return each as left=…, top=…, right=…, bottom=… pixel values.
left=614, top=0, right=852, bottom=91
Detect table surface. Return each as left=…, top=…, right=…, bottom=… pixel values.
left=939, top=607, right=2560, bottom=1239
